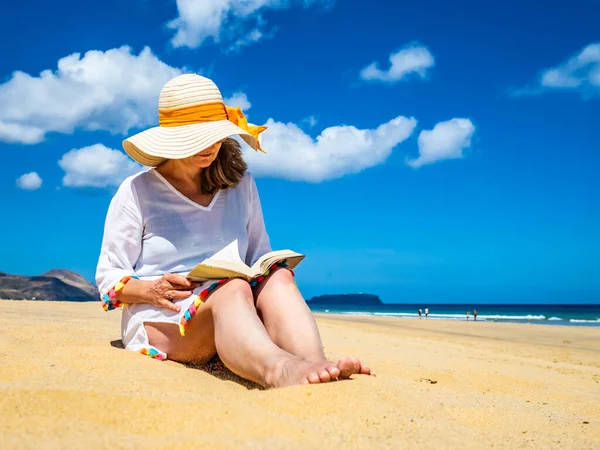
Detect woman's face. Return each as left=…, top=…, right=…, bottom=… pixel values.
left=186, top=138, right=225, bottom=168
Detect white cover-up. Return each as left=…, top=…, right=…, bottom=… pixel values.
left=95, top=169, right=272, bottom=359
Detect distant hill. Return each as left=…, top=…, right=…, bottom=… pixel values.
left=307, top=293, right=383, bottom=306
left=40, top=269, right=98, bottom=298
left=0, top=270, right=98, bottom=302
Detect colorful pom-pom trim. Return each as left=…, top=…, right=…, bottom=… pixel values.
left=179, top=279, right=227, bottom=336
left=101, top=275, right=139, bottom=312
left=140, top=347, right=165, bottom=361
left=178, top=262, right=293, bottom=336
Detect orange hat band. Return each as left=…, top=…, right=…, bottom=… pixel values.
left=158, top=102, right=267, bottom=152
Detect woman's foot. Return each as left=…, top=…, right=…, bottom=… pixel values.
left=337, top=356, right=376, bottom=378
left=265, top=357, right=341, bottom=388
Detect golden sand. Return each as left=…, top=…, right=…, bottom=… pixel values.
left=1, top=301, right=599, bottom=449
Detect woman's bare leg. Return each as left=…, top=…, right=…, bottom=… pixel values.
left=144, top=279, right=340, bottom=387
left=254, top=268, right=375, bottom=378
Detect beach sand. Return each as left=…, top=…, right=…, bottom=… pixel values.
left=1, top=301, right=599, bottom=449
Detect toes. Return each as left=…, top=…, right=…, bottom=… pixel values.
left=318, top=368, right=331, bottom=383
left=361, top=365, right=375, bottom=376
left=336, top=358, right=350, bottom=378
left=337, top=357, right=369, bottom=379
left=307, top=372, right=321, bottom=384
left=337, top=357, right=358, bottom=378
left=326, top=364, right=340, bottom=380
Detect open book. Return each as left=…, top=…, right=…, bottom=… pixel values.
left=186, top=240, right=305, bottom=282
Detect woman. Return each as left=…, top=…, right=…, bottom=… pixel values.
left=96, top=74, right=374, bottom=388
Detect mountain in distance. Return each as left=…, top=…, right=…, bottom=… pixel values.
left=307, top=293, right=383, bottom=306
left=0, top=269, right=98, bottom=302
left=40, top=269, right=98, bottom=298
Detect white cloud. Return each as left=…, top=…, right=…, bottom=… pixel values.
left=0, top=122, right=45, bottom=144
left=16, top=172, right=43, bottom=190
left=58, top=144, right=143, bottom=188
left=224, top=92, right=252, bottom=111
left=167, top=0, right=333, bottom=49
left=302, top=115, right=318, bottom=127
left=360, top=43, right=435, bottom=83
left=229, top=28, right=268, bottom=52
left=406, top=118, right=475, bottom=168
left=0, top=46, right=182, bottom=144
left=540, top=42, right=600, bottom=93
left=244, top=116, right=417, bottom=182
left=512, top=42, right=600, bottom=97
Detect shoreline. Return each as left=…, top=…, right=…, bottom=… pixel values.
left=308, top=308, right=600, bottom=327
left=312, top=310, right=600, bottom=328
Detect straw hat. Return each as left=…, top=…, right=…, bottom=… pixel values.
left=122, top=74, right=267, bottom=167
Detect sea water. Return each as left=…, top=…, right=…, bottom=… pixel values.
left=308, top=303, right=600, bottom=327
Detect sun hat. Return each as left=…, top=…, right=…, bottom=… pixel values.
left=122, top=74, right=267, bottom=167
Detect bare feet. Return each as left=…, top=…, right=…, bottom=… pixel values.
left=337, top=356, right=376, bottom=379
left=310, top=359, right=341, bottom=382
left=265, top=357, right=341, bottom=388
left=264, top=356, right=375, bottom=388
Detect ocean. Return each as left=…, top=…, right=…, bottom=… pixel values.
left=308, top=303, right=600, bottom=327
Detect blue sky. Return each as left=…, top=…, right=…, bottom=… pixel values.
left=1, top=0, right=598, bottom=304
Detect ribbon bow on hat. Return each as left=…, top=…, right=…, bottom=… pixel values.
left=225, top=106, right=267, bottom=153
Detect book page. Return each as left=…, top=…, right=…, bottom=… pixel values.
left=207, top=240, right=246, bottom=265
left=250, top=250, right=306, bottom=276
left=186, top=240, right=252, bottom=281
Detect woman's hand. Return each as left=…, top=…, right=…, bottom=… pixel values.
left=147, top=273, right=200, bottom=313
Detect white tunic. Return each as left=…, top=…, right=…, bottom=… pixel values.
left=95, top=169, right=272, bottom=359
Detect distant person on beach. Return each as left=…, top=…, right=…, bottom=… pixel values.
left=418, top=308, right=422, bottom=319
left=96, top=74, right=374, bottom=389
left=425, top=307, right=429, bottom=319
left=474, top=310, right=478, bottom=321
left=466, top=311, right=470, bottom=321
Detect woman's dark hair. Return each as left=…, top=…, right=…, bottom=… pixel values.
left=200, top=137, right=247, bottom=194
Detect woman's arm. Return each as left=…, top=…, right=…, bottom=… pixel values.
left=95, top=180, right=195, bottom=312
left=245, top=174, right=273, bottom=266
